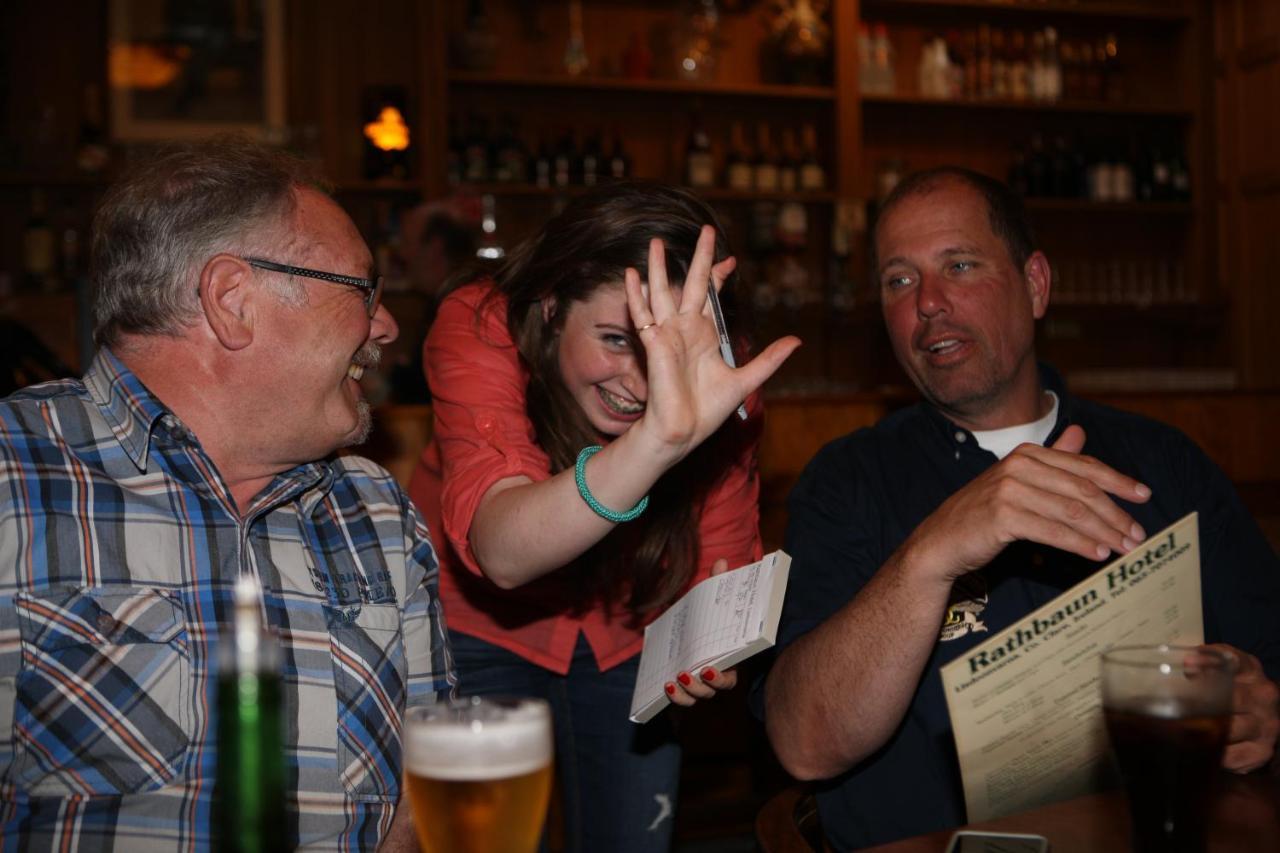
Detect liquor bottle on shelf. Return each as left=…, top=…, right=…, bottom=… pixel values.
left=22, top=190, right=56, bottom=292
left=59, top=201, right=83, bottom=289
left=753, top=124, right=780, bottom=193
left=1043, top=28, right=1062, bottom=102
left=1149, top=144, right=1172, bottom=201
left=776, top=199, right=808, bottom=251
left=1100, top=33, right=1123, bottom=103
left=869, top=23, right=895, bottom=95
left=725, top=121, right=754, bottom=192
left=945, top=30, right=966, bottom=99
left=607, top=130, right=631, bottom=180
left=579, top=128, right=602, bottom=187
left=798, top=123, right=826, bottom=192
left=75, top=83, right=111, bottom=175
left=778, top=128, right=799, bottom=194
left=1169, top=146, right=1191, bottom=201
left=1049, top=136, right=1073, bottom=198
left=1134, top=141, right=1155, bottom=202
left=533, top=133, right=553, bottom=188
left=1029, top=30, right=1047, bottom=101
left=1081, top=41, right=1103, bottom=102
left=463, top=115, right=490, bottom=183
left=1008, top=144, right=1030, bottom=197
left=214, top=573, right=288, bottom=853
left=553, top=129, right=576, bottom=188
left=750, top=199, right=779, bottom=256
left=1008, top=31, right=1030, bottom=102
left=477, top=194, right=505, bottom=260
left=857, top=23, right=874, bottom=95
left=685, top=115, right=715, bottom=189
left=976, top=24, right=993, bottom=99
left=1026, top=133, right=1049, bottom=197
left=1060, top=40, right=1082, bottom=102
left=963, top=29, right=979, bottom=99
left=918, top=36, right=952, bottom=100
left=991, top=28, right=1009, bottom=100
left=445, top=115, right=464, bottom=187
left=493, top=115, right=528, bottom=184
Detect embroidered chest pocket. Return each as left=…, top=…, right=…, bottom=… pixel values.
left=8, top=586, right=192, bottom=797
left=326, top=603, right=406, bottom=802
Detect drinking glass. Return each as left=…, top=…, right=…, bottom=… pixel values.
left=1101, top=645, right=1235, bottom=853
left=404, top=696, right=553, bottom=853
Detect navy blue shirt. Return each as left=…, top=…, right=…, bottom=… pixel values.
left=768, top=371, right=1280, bottom=850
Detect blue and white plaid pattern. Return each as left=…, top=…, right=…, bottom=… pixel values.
left=0, top=349, right=455, bottom=850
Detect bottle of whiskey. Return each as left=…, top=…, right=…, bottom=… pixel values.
left=753, top=123, right=780, bottom=193
left=685, top=115, right=715, bottom=189
left=22, top=189, right=56, bottom=292
left=725, top=121, right=754, bottom=192
left=215, top=574, right=288, bottom=853
left=778, top=128, right=800, bottom=194
left=607, top=129, right=631, bottom=180
left=798, top=123, right=826, bottom=192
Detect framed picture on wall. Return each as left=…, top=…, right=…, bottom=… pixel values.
left=107, top=0, right=285, bottom=141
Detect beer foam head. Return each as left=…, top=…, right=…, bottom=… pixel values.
left=404, top=697, right=552, bottom=781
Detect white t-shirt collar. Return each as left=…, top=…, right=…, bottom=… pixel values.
left=970, top=391, right=1060, bottom=460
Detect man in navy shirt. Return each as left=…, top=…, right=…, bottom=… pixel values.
left=761, top=167, right=1280, bottom=850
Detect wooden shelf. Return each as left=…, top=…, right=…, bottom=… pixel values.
left=454, top=183, right=837, bottom=203
left=1024, top=198, right=1194, bottom=214
left=860, top=0, right=1191, bottom=24
left=1045, top=299, right=1227, bottom=323
left=861, top=92, right=1191, bottom=117
left=0, top=174, right=109, bottom=189
left=448, top=71, right=836, bottom=101
left=332, top=180, right=422, bottom=194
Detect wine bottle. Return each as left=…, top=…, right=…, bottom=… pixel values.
left=607, top=129, right=631, bottom=180
left=685, top=115, right=715, bottom=189
left=725, top=121, right=754, bottom=192
left=22, top=189, right=56, bottom=292
left=753, top=123, right=780, bottom=193
left=798, top=123, right=826, bottom=192
left=214, top=574, right=288, bottom=853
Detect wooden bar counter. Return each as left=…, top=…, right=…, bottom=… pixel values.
left=863, top=772, right=1280, bottom=853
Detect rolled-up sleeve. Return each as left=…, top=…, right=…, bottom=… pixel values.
left=425, top=285, right=553, bottom=576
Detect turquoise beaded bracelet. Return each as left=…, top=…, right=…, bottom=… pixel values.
left=574, top=445, right=650, bottom=523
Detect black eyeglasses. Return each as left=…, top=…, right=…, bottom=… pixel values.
left=242, top=257, right=384, bottom=318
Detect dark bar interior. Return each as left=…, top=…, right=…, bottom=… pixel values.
left=1, top=1, right=1277, bottom=850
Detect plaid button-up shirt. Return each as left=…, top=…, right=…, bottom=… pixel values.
left=0, top=349, right=454, bottom=850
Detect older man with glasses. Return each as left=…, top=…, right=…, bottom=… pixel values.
left=0, top=137, right=454, bottom=850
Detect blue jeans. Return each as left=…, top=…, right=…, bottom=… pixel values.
left=448, top=630, right=682, bottom=853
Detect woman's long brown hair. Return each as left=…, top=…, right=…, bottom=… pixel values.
left=483, top=181, right=754, bottom=620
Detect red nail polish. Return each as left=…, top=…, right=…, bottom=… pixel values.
left=701, top=667, right=717, bottom=682
left=678, top=672, right=692, bottom=686
left=665, top=683, right=676, bottom=695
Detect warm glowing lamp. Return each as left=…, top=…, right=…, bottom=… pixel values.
left=364, top=107, right=410, bottom=152
left=362, top=88, right=411, bottom=180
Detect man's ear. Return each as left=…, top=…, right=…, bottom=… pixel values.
left=200, top=254, right=255, bottom=351
left=540, top=295, right=557, bottom=324
left=1024, top=251, right=1052, bottom=320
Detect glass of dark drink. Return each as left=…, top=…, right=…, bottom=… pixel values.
left=1101, top=645, right=1236, bottom=853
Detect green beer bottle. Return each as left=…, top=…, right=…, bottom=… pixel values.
left=214, top=573, right=289, bottom=852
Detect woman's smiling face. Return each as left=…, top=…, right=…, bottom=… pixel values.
left=555, top=283, right=651, bottom=438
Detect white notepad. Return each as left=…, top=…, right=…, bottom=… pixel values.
left=630, top=551, right=791, bottom=723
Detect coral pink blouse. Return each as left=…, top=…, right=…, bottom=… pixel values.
left=408, top=282, right=764, bottom=673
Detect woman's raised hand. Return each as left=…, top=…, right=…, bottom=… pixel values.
left=624, top=225, right=800, bottom=462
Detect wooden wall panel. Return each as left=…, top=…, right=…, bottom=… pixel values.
left=1215, top=0, right=1280, bottom=389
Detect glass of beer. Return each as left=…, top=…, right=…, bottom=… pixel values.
left=1101, top=645, right=1236, bottom=853
left=404, top=696, right=554, bottom=853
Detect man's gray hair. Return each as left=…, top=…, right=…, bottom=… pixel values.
left=91, top=135, right=326, bottom=348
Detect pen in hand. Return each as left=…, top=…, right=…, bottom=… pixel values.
left=705, top=284, right=749, bottom=421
